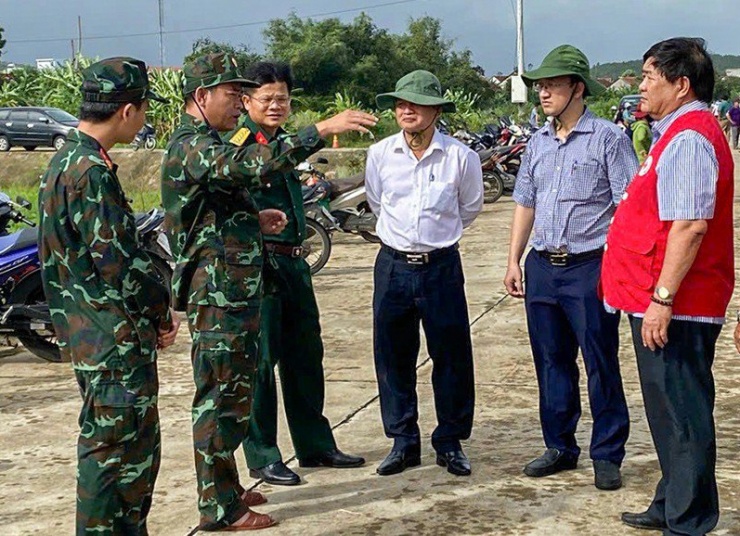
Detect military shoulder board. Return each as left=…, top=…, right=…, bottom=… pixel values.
left=229, top=128, right=251, bottom=146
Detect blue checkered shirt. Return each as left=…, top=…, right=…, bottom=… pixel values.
left=514, top=108, right=639, bottom=254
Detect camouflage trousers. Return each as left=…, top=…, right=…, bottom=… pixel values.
left=186, top=304, right=260, bottom=528
left=75, top=363, right=161, bottom=536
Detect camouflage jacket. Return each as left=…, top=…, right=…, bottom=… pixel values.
left=161, top=113, right=322, bottom=310
left=225, top=116, right=323, bottom=246
left=38, top=130, right=172, bottom=371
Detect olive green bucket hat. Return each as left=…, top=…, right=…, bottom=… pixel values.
left=183, top=52, right=259, bottom=95
left=376, top=70, right=456, bottom=112
left=522, top=45, right=605, bottom=97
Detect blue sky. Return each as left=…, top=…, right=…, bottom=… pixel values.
left=1, top=0, right=738, bottom=74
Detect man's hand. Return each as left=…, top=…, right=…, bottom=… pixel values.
left=641, top=301, right=672, bottom=351
left=316, top=110, right=378, bottom=137
left=157, top=308, right=180, bottom=349
left=734, top=321, right=740, bottom=354
left=259, top=209, right=288, bottom=235
left=504, top=263, right=525, bottom=298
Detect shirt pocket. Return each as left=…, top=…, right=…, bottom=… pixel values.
left=424, top=180, right=457, bottom=213
left=559, top=162, right=602, bottom=201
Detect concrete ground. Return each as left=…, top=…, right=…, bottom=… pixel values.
left=2, top=159, right=740, bottom=535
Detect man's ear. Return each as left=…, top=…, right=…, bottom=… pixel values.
left=120, top=102, right=136, bottom=121
left=193, top=86, right=209, bottom=107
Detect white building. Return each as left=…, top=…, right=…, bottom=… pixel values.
left=35, top=58, right=61, bottom=70
left=725, top=68, right=740, bottom=78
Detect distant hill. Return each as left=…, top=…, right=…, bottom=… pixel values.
left=591, top=54, right=740, bottom=79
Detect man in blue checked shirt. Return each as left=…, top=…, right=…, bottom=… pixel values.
left=503, top=45, right=639, bottom=491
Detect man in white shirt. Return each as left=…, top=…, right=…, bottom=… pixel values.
left=365, top=70, right=483, bottom=477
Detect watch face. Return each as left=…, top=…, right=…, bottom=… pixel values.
left=657, top=287, right=670, bottom=300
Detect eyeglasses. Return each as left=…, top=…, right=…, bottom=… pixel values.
left=533, top=81, right=574, bottom=93
left=249, top=95, right=292, bottom=107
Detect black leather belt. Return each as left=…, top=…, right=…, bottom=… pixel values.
left=536, top=247, right=604, bottom=267
left=381, top=243, right=459, bottom=265
left=264, top=242, right=304, bottom=258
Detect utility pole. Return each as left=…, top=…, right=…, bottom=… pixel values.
left=510, top=0, right=527, bottom=105
left=77, top=16, right=83, bottom=57
left=158, top=0, right=165, bottom=67
left=70, top=39, right=76, bottom=66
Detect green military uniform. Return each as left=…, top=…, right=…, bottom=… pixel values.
left=226, top=116, right=335, bottom=470
left=160, top=53, right=323, bottom=529
left=38, top=58, right=171, bottom=536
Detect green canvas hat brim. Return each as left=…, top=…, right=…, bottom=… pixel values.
left=184, top=76, right=260, bottom=95
left=376, top=90, right=456, bottom=113
left=522, top=67, right=605, bottom=97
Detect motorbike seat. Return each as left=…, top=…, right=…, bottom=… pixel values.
left=477, top=147, right=496, bottom=162
left=0, top=227, right=38, bottom=255
left=134, top=212, right=151, bottom=227
left=329, top=173, right=365, bottom=196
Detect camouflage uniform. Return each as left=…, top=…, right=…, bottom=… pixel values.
left=225, top=116, right=335, bottom=471
left=38, top=58, right=171, bottom=536
left=160, top=53, right=323, bottom=529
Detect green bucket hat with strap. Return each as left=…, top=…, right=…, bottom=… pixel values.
left=182, top=52, right=259, bottom=95
left=81, top=57, right=167, bottom=103
left=376, top=70, right=456, bottom=112
left=522, top=45, right=605, bottom=97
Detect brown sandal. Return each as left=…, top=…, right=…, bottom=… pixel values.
left=241, top=490, right=268, bottom=507
left=221, top=509, right=277, bottom=531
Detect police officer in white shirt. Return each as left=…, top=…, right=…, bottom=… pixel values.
left=365, top=70, right=483, bottom=477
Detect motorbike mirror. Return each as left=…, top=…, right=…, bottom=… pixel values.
left=16, top=196, right=32, bottom=209
left=315, top=157, right=329, bottom=165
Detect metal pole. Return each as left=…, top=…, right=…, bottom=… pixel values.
left=516, top=0, right=524, bottom=75
left=158, top=0, right=165, bottom=67
left=78, top=16, right=82, bottom=57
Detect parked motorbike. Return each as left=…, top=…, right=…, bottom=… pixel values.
left=298, top=158, right=378, bottom=275
left=0, top=193, right=172, bottom=363
left=131, top=123, right=157, bottom=151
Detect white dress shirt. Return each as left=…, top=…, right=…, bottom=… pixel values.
left=365, top=128, right=483, bottom=253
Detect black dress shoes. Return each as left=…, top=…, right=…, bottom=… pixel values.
left=376, top=449, right=421, bottom=476
left=621, top=511, right=667, bottom=531
left=249, top=460, right=301, bottom=486
left=298, top=448, right=365, bottom=468
left=593, top=460, right=622, bottom=490
left=523, top=448, right=578, bottom=477
left=436, top=449, right=471, bottom=476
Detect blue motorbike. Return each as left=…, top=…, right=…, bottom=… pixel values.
left=0, top=193, right=172, bottom=363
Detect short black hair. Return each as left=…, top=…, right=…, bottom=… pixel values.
left=643, top=38, right=714, bottom=103
left=79, top=81, right=143, bottom=122
left=243, top=61, right=293, bottom=93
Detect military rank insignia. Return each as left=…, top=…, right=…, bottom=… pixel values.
left=229, top=128, right=251, bottom=146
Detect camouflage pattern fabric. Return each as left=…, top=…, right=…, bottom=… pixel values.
left=38, top=126, right=171, bottom=534
left=81, top=56, right=165, bottom=103
left=186, top=304, right=259, bottom=528
left=161, top=113, right=322, bottom=312
left=75, top=363, right=160, bottom=535
left=182, top=52, right=257, bottom=96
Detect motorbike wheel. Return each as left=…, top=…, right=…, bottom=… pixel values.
left=482, top=171, right=505, bottom=204
left=16, top=286, right=63, bottom=363
left=145, top=137, right=157, bottom=150
left=132, top=143, right=140, bottom=151
left=302, top=219, right=332, bottom=275
left=360, top=231, right=382, bottom=244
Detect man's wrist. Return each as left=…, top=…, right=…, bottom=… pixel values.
left=650, top=295, right=673, bottom=307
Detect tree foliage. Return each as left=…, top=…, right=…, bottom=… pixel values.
left=185, top=37, right=262, bottom=73
left=0, top=27, right=6, bottom=61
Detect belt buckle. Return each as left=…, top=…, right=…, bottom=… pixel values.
left=405, top=253, right=428, bottom=265
left=291, top=246, right=304, bottom=258
left=550, top=252, right=568, bottom=267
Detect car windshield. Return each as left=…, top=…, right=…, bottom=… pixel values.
left=45, top=109, right=78, bottom=123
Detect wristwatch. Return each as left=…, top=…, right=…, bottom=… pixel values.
left=655, top=287, right=673, bottom=301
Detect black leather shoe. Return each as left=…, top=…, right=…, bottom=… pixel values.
left=298, top=448, right=365, bottom=468
left=523, top=448, right=578, bottom=477
left=593, top=460, right=622, bottom=490
left=436, top=449, right=471, bottom=476
left=249, top=460, right=300, bottom=486
left=621, top=511, right=667, bottom=531
left=376, top=449, right=421, bottom=476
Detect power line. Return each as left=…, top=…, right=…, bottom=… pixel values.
left=6, top=0, right=422, bottom=45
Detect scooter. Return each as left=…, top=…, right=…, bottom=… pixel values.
left=131, top=123, right=157, bottom=151
left=298, top=158, right=378, bottom=274
left=0, top=193, right=172, bottom=363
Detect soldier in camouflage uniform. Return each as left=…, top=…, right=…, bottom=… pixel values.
left=226, top=62, right=365, bottom=488
left=38, top=57, right=179, bottom=536
left=160, top=53, right=376, bottom=532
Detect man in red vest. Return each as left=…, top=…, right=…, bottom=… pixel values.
left=601, top=38, right=735, bottom=535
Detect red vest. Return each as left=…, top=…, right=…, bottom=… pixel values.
left=601, top=109, right=734, bottom=317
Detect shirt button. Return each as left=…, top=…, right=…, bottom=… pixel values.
left=551, top=189, right=557, bottom=192
left=604, top=244, right=609, bottom=251
left=266, top=183, right=272, bottom=188
left=622, top=192, right=628, bottom=200
left=556, top=166, right=561, bottom=171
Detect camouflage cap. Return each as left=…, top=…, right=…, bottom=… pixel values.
left=182, top=52, right=259, bottom=95
left=81, top=56, right=167, bottom=103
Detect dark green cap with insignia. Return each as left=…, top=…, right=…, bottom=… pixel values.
left=182, top=52, right=259, bottom=95
left=81, top=56, right=167, bottom=103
